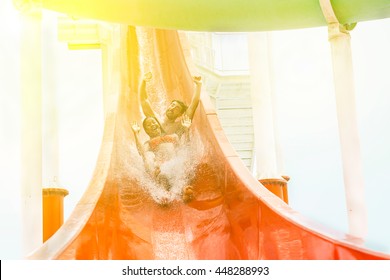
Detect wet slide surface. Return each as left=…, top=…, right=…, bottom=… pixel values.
left=29, top=27, right=390, bottom=260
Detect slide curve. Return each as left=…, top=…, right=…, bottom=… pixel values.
left=28, top=27, right=390, bottom=260
left=23, top=0, right=390, bottom=31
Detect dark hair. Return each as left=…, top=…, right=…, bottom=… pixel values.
left=171, top=100, right=188, bottom=115
left=142, top=116, right=166, bottom=134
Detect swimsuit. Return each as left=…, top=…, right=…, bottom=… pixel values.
left=148, top=135, right=178, bottom=153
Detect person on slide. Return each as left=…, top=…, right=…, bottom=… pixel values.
left=131, top=116, right=194, bottom=204
left=139, top=72, right=202, bottom=138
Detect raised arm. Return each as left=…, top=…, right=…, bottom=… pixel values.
left=132, top=121, right=156, bottom=174
left=185, top=76, right=202, bottom=120
left=131, top=122, right=145, bottom=158
left=180, top=115, right=192, bottom=143
left=140, top=72, right=157, bottom=118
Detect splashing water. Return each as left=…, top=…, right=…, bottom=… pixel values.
left=121, top=129, right=204, bottom=206
left=121, top=26, right=205, bottom=206
left=136, top=27, right=167, bottom=116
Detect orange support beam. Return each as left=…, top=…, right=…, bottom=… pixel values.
left=259, top=177, right=289, bottom=204
left=281, top=175, right=290, bottom=204
left=42, top=188, right=68, bottom=242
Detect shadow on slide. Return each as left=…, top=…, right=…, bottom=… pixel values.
left=28, top=27, right=390, bottom=260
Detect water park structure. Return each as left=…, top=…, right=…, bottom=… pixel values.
left=3, top=0, right=390, bottom=259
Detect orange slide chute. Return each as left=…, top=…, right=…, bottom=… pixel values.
left=29, top=27, right=390, bottom=260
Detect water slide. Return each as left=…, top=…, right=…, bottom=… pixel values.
left=28, top=1, right=390, bottom=259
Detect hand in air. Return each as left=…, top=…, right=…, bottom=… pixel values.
left=131, top=121, right=141, bottom=133
left=181, top=114, right=192, bottom=129
left=144, top=72, right=152, bottom=82
left=193, top=76, right=202, bottom=85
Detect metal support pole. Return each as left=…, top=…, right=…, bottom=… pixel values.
left=319, top=0, right=367, bottom=239
left=20, top=7, right=43, bottom=254
left=247, top=32, right=283, bottom=179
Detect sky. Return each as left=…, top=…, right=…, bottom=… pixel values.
left=0, top=1, right=389, bottom=259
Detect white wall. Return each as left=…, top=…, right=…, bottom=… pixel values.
left=0, top=4, right=103, bottom=259
left=272, top=20, right=390, bottom=252
left=0, top=0, right=23, bottom=259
